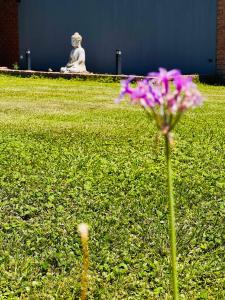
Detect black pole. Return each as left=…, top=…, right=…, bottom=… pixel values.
left=25, top=49, right=31, bottom=70
left=116, top=49, right=122, bottom=75
left=19, top=54, right=24, bottom=70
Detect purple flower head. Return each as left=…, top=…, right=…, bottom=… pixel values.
left=116, top=68, right=203, bottom=133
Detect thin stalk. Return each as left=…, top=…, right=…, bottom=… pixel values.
left=81, top=236, right=89, bottom=300
left=78, top=224, right=89, bottom=300
left=165, top=133, right=179, bottom=300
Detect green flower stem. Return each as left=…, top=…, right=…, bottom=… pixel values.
left=165, top=133, right=179, bottom=300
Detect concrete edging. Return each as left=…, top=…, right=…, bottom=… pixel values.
left=0, top=68, right=221, bottom=84
left=0, top=69, right=148, bottom=81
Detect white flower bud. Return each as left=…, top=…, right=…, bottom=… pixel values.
left=78, top=223, right=89, bottom=240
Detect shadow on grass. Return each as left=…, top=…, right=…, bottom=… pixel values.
left=199, top=75, right=225, bottom=86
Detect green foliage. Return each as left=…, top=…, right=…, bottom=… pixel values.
left=0, top=76, right=224, bottom=299
left=12, top=62, right=19, bottom=71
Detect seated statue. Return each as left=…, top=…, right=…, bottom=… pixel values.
left=60, top=32, right=87, bottom=73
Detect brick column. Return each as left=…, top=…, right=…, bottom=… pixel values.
left=216, top=0, right=225, bottom=76
left=0, top=0, right=19, bottom=68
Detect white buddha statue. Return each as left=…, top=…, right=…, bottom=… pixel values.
left=60, top=32, right=87, bottom=73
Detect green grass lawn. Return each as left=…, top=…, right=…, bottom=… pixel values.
left=0, top=75, right=224, bottom=299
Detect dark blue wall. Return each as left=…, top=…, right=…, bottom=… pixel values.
left=19, top=0, right=217, bottom=75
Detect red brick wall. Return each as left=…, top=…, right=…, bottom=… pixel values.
left=216, top=0, right=225, bottom=75
left=0, top=0, right=19, bottom=67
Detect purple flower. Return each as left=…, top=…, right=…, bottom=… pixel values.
left=173, top=75, right=192, bottom=92
left=116, top=68, right=203, bottom=133
left=149, top=68, right=181, bottom=95
left=115, top=77, right=135, bottom=103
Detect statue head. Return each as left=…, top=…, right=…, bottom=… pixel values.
left=71, top=32, right=82, bottom=48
